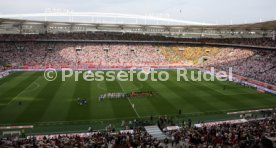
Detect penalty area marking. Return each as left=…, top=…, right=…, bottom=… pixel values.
left=22, top=82, right=40, bottom=93
left=6, top=80, right=40, bottom=105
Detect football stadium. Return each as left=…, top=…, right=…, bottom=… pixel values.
left=0, top=1, right=276, bottom=147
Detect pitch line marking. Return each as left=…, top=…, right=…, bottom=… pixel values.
left=127, top=98, right=141, bottom=118
left=0, top=105, right=274, bottom=126
left=0, top=116, right=139, bottom=126
left=117, top=81, right=141, bottom=118
left=22, top=82, right=40, bottom=93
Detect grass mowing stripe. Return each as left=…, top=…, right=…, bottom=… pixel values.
left=172, top=70, right=252, bottom=109
left=0, top=72, right=39, bottom=104
left=0, top=75, right=49, bottom=124
left=91, top=81, right=116, bottom=119
left=0, top=106, right=269, bottom=126
left=102, top=81, right=117, bottom=117
left=173, top=70, right=275, bottom=110
left=40, top=76, right=76, bottom=122
left=182, top=81, right=241, bottom=109
left=0, top=70, right=275, bottom=131
left=127, top=77, right=160, bottom=116
left=117, top=80, right=141, bottom=118
left=14, top=74, right=63, bottom=123
left=163, top=71, right=219, bottom=112
left=132, top=78, right=177, bottom=115
left=192, top=79, right=276, bottom=108
left=104, top=79, right=137, bottom=118
left=66, top=75, right=92, bottom=121
left=6, top=82, right=41, bottom=105
left=0, top=72, right=24, bottom=86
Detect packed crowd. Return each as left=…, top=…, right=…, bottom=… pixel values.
left=168, top=117, right=276, bottom=147
left=0, top=43, right=170, bottom=68
left=0, top=126, right=156, bottom=147
left=0, top=33, right=275, bottom=47
left=0, top=42, right=275, bottom=85
left=202, top=48, right=276, bottom=85
left=77, top=44, right=168, bottom=67
left=1, top=115, right=275, bottom=147
left=159, top=46, right=220, bottom=64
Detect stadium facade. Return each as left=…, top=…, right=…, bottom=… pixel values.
left=0, top=12, right=275, bottom=38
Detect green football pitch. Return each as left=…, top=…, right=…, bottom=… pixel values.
left=0, top=70, right=275, bottom=131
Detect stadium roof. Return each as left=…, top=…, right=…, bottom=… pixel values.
left=0, top=17, right=275, bottom=38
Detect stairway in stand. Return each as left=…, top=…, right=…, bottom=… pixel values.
left=144, top=125, right=167, bottom=140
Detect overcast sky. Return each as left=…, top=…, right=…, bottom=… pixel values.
left=0, top=0, right=275, bottom=24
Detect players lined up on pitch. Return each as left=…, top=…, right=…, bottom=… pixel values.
left=98, top=91, right=155, bottom=101
left=98, top=92, right=128, bottom=101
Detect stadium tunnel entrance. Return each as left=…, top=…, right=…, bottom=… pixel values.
left=198, top=56, right=209, bottom=64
